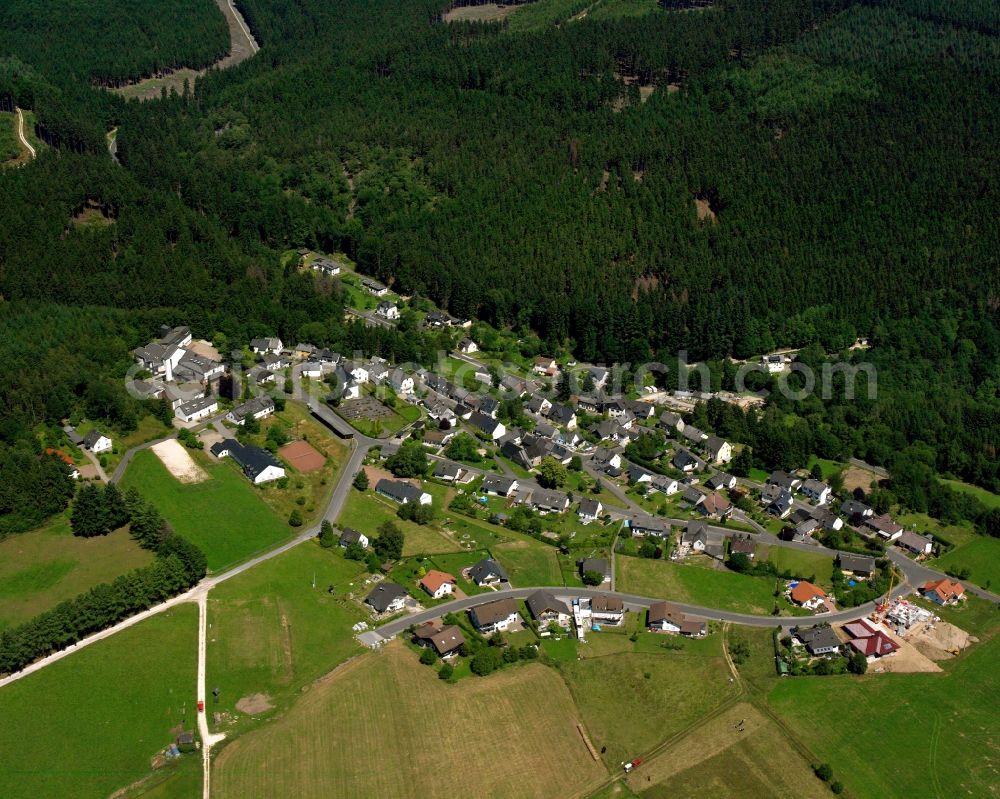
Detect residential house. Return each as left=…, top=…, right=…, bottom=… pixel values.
left=250, top=337, right=283, bottom=354
left=532, top=488, right=570, bottom=514
left=761, top=353, right=785, bottom=373
left=500, top=441, right=533, bottom=471
left=793, top=624, right=842, bottom=656
left=261, top=352, right=289, bottom=371
left=577, top=498, right=603, bottom=524
left=789, top=581, right=829, bottom=611
left=83, top=430, right=113, bottom=453
left=840, top=499, right=874, bottom=523
left=532, top=356, right=559, bottom=377
left=767, top=471, right=801, bottom=491
left=432, top=460, right=463, bottom=483
left=897, top=530, right=933, bottom=556
left=658, top=411, right=685, bottom=435
left=649, top=476, right=679, bottom=496
left=361, top=277, right=388, bottom=296
left=865, top=514, right=904, bottom=542
left=844, top=619, right=898, bottom=659
left=762, top=485, right=794, bottom=518
left=920, top=578, right=965, bottom=605
left=457, top=337, right=478, bottom=354
left=226, top=395, right=275, bottom=426
left=526, top=590, right=572, bottom=630
left=626, top=400, right=656, bottom=420
left=647, top=602, right=707, bottom=637
left=419, top=570, right=457, bottom=599
left=527, top=395, right=552, bottom=416
left=364, top=583, right=408, bottom=614
left=548, top=403, right=577, bottom=430
left=159, top=324, right=193, bottom=349
left=375, top=478, right=432, bottom=506
left=375, top=301, right=400, bottom=320
left=478, top=396, right=500, bottom=418
left=310, top=257, right=341, bottom=276
left=578, top=557, right=611, bottom=584
left=589, top=595, right=624, bottom=625
left=704, top=436, right=733, bottom=465
left=481, top=474, right=517, bottom=497
left=594, top=420, right=630, bottom=444
left=591, top=447, right=624, bottom=471
left=210, top=439, right=286, bottom=484
left=673, top=448, right=704, bottom=473
left=628, top=465, right=654, bottom=485
left=800, top=479, right=832, bottom=505
left=729, top=532, right=757, bottom=559
left=176, top=396, right=219, bottom=423
left=837, top=553, right=875, bottom=578
left=469, top=411, right=505, bottom=441
left=339, top=528, right=369, bottom=549
left=469, top=558, right=509, bottom=587
left=699, top=491, right=732, bottom=520
left=469, top=597, right=520, bottom=633
left=630, top=517, right=671, bottom=538
left=681, top=426, right=707, bottom=446
left=413, top=623, right=465, bottom=657
left=300, top=360, right=324, bottom=379
left=587, top=366, right=610, bottom=390
left=388, top=368, right=414, bottom=395
left=705, top=472, right=737, bottom=491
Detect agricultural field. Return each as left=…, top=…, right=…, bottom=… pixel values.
left=623, top=702, right=830, bottom=799
left=206, top=544, right=368, bottom=731
left=121, top=449, right=293, bottom=572
left=931, top=536, right=1000, bottom=590
left=0, top=514, right=153, bottom=630
left=616, top=555, right=780, bottom=615
left=212, top=643, right=607, bottom=799
left=557, top=636, right=739, bottom=768
left=768, top=632, right=1000, bottom=799
left=0, top=605, right=197, bottom=799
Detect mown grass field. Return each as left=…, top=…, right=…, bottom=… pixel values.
left=0, top=605, right=197, bottom=799
left=0, top=514, right=153, bottom=630
left=557, top=635, right=738, bottom=768
left=626, top=702, right=830, bottom=799
left=931, top=536, right=1000, bottom=590
left=943, top=478, right=1000, bottom=510
left=761, top=545, right=835, bottom=586
left=212, top=643, right=607, bottom=799
left=122, top=449, right=292, bottom=572
left=769, top=630, right=1000, bottom=799
left=494, top=540, right=564, bottom=586
left=616, top=555, right=779, bottom=614
left=206, top=544, right=368, bottom=729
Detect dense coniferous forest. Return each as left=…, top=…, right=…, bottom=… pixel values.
left=0, top=0, right=998, bottom=504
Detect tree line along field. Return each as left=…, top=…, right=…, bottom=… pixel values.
left=121, top=448, right=293, bottom=572
left=0, top=605, right=197, bottom=799
left=212, top=642, right=608, bottom=799
left=0, top=513, right=153, bottom=631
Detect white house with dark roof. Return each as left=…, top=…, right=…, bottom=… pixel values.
left=364, top=583, right=408, bottom=614
left=800, top=479, right=832, bottom=505
left=210, top=439, right=285, bottom=484
left=704, top=436, right=733, bottom=464
left=469, top=558, right=509, bottom=587
left=375, top=478, right=431, bottom=506
left=526, top=590, right=572, bottom=630
left=175, top=395, right=218, bottom=423
left=577, top=498, right=603, bottom=524
left=83, top=430, right=113, bottom=453
left=250, top=337, right=283, bottom=354
left=481, top=474, right=517, bottom=497
left=226, top=395, right=275, bottom=426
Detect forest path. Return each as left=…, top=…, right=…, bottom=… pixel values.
left=15, top=107, right=35, bottom=160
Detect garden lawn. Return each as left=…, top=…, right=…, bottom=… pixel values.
left=769, top=632, right=1000, bottom=799
left=0, top=605, right=197, bottom=799
left=338, top=490, right=461, bottom=555
left=760, top=545, right=835, bottom=586
left=121, top=449, right=292, bottom=572
left=206, top=544, right=368, bottom=732
left=494, top=541, right=564, bottom=587
left=616, top=555, right=779, bottom=614
left=0, top=514, right=153, bottom=630
left=931, top=536, right=1000, bottom=590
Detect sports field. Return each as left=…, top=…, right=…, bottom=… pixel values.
left=122, top=449, right=292, bottom=571
left=616, top=555, right=778, bottom=614
left=0, top=605, right=197, bottom=799
left=213, top=643, right=607, bottom=799
left=0, top=514, right=153, bottom=630
left=769, top=631, right=1000, bottom=799
left=206, top=544, right=368, bottom=726
left=558, top=637, right=739, bottom=768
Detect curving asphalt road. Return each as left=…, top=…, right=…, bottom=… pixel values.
left=373, top=582, right=915, bottom=640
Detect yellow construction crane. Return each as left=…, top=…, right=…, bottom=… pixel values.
left=873, top=568, right=896, bottom=622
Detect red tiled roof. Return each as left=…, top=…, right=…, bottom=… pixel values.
left=849, top=632, right=898, bottom=657
left=420, top=570, right=456, bottom=594
left=921, top=579, right=964, bottom=603
left=790, top=581, right=826, bottom=604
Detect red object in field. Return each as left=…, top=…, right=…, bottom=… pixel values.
left=631, top=758, right=643, bottom=767
left=197, top=700, right=205, bottom=712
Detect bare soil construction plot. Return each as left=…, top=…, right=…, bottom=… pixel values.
left=842, top=465, right=881, bottom=494
left=904, top=619, right=974, bottom=661
left=152, top=439, right=208, bottom=484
